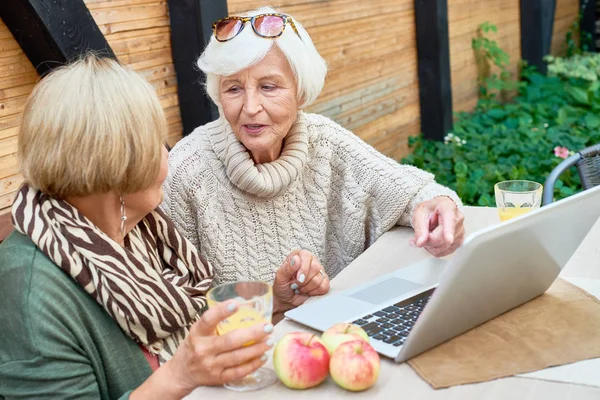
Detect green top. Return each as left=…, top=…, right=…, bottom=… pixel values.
left=0, top=231, right=152, bottom=399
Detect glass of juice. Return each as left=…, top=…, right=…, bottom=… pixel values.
left=494, top=180, right=543, bottom=221
left=206, top=281, right=276, bottom=391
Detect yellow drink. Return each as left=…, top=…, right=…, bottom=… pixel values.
left=216, top=307, right=268, bottom=336
left=206, top=281, right=276, bottom=391
left=498, top=207, right=533, bottom=221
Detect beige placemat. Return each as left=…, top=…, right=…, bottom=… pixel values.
left=407, top=279, right=600, bottom=389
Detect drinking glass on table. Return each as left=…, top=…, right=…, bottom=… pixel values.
left=494, top=180, right=543, bottom=221
left=206, top=281, right=277, bottom=391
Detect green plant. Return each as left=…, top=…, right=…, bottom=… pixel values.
left=545, top=53, right=600, bottom=112
left=566, top=0, right=594, bottom=57
left=402, top=31, right=600, bottom=206
left=546, top=53, right=600, bottom=82
left=472, top=22, right=520, bottom=101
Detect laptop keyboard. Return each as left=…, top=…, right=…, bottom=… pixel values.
left=351, top=288, right=434, bottom=347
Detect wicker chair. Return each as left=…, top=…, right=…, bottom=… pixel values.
left=542, top=143, right=600, bottom=205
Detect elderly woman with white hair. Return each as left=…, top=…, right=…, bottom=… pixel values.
left=163, top=7, right=465, bottom=315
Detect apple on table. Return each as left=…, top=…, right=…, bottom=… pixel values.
left=329, top=339, right=380, bottom=392
left=320, top=322, right=370, bottom=354
left=273, top=332, right=330, bottom=389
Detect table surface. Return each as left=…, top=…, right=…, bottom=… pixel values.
left=186, top=206, right=600, bottom=399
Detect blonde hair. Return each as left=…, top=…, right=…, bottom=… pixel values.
left=198, top=6, right=327, bottom=109
left=18, top=54, right=167, bottom=198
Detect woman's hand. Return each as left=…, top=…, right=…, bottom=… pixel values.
left=131, top=301, right=274, bottom=399
left=410, top=196, right=465, bottom=257
left=272, top=250, right=330, bottom=317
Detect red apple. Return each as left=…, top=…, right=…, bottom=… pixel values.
left=321, top=322, right=370, bottom=354
left=329, top=339, right=380, bottom=391
left=273, top=332, right=330, bottom=389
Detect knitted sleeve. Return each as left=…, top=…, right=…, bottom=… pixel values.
left=309, top=114, right=462, bottom=229
left=161, top=139, right=202, bottom=251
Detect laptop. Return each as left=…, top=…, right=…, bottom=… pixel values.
left=285, top=185, right=600, bottom=363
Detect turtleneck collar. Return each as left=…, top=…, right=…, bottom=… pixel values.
left=206, top=111, right=309, bottom=198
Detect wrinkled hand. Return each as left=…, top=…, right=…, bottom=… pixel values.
left=273, top=250, right=330, bottom=314
left=166, top=301, right=274, bottom=391
left=410, top=196, right=465, bottom=257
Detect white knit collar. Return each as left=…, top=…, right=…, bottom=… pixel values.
left=206, top=111, right=309, bottom=197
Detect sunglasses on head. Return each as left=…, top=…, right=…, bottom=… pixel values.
left=212, top=13, right=301, bottom=42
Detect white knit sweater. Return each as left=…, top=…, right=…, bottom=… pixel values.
left=162, top=112, right=461, bottom=286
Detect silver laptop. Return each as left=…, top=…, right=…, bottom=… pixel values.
left=285, top=185, right=600, bottom=363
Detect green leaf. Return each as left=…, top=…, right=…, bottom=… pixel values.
left=526, top=86, right=541, bottom=102
left=565, top=85, right=590, bottom=105
left=559, top=186, right=575, bottom=196
left=585, top=113, right=600, bottom=128
left=477, top=193, right=495, bottom=207
left=487, top=108, right=507, bottom=120
left=454, top=162, right=468, bottom=177
left=557, top=107, right=570, bottom=125
left=529, top=73, right=547, bottom=86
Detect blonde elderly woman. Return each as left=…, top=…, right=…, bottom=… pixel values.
left=163, top=7, right=465, bottom=314
left=0, top=55, right=283, bottom=399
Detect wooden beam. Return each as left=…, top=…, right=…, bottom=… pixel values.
left=580, top=0, right=596, bottom=52
left=167, top=0, right=227, bottom=136
left=520, top=0, right=556, bottom=74
left=0, top=0, right=115, bottom=76
left=414, top=0, right=453, bottom=141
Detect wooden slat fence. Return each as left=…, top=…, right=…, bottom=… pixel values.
left=0, top=0, right=582, bottom=225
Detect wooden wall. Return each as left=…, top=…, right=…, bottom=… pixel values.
left=0, top=0, right=181, bottom=218
left=0, top=19, right=35, bottom=213
left=0, top=0, right=586, bottom=219
left=551, top=0, right=580, bottom=56
left=86, top=0, right=182, bottom=147
left=448, top=0, right=521, bottom=113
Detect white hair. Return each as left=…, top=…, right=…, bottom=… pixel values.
left=197, top=6, right=327, bottom=109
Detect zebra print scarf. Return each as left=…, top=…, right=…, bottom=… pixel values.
left=11, top=184, right=214, bottom=362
